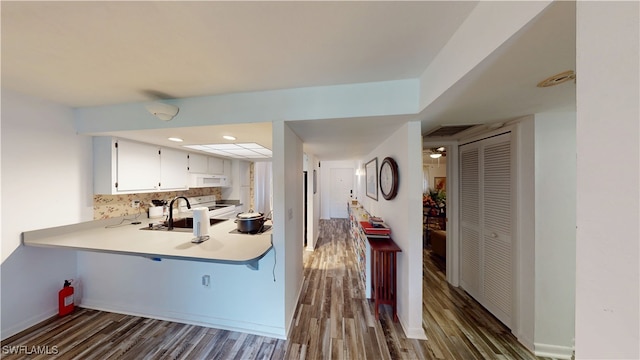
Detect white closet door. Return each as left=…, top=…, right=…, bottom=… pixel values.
left=482, top=134, right=513, bottom=327
left=459, top=132, right=514, bottom=329
left=459, top=145, right=481, bottom=299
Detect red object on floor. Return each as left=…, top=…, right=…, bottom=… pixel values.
left=58, top=280, right=74, bottom=317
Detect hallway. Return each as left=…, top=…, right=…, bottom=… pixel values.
left=286, top=219, right=554, bottom=359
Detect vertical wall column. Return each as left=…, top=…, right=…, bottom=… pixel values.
left=575, top=2, right=640, bottom=358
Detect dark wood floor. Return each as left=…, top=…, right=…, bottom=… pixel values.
left=2, top=219, right=553, bottom=359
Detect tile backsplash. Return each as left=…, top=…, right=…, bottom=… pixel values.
left=94, top=187, right=222, bottom=220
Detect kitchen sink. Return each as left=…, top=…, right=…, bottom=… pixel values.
left=141, top=218, right=229, bottom=232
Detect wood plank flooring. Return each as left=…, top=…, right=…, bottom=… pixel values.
left=2, top=219, right=556, bottom=359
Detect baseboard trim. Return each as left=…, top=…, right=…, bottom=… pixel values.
left=516, top=332, right=535, bottom=353
left=534, top=342, right=574, bottom=359
left=1, top=308, right=57, bottom=341
left=80, top=300, right=286, bottom=340
left=285, top=277, right=306, bottom=340
left=399, top=316, right=428, bottom=340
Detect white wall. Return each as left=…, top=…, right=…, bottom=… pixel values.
left=516, top=116, right=536, bottom=351
left=272, top=121, right=304, bottom=336
left=359, top=121, right=426, bottom=340
left=74, top=80, right=418, bottom=134
left=534, top=112, right=576, bottom=358
left=0, top=89, right=93, bottom=339
left=575, top=2, right=639, bottom=359
left=78, top=251, right=283, bottom=337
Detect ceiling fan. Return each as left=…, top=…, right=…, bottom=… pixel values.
left=427, top=146, right=446, bottom=158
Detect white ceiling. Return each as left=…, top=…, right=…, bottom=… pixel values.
left=1, top=1, right=576, bottom=160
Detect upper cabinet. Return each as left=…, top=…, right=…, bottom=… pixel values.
left=187, top=153, right=209, bottom=174
left=113, top=139, right=160, bottom=192
left=93, top=137, right=188, bottom=194
left=160, top=147, right=189, bottom=191
left=239, top=160, right=251, bottom=187
left=223, top=159, right=232, bottom=179
left=208, top=157, right=224, bottom=175
left=188, top=153, right=227, bottom=175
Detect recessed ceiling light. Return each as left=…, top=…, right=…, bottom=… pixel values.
left=223, top=135, right=236, bottom=141
left=168, top=137, right=183, bottom=142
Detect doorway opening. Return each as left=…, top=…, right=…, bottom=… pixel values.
left=423, top=146, right=448, bottom=274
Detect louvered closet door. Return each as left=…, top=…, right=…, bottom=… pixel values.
left=459, top=132, right=513, bottom=329
left=482, top=133, right=513, bottom=328
left=459, top=145, right=481, bottom=299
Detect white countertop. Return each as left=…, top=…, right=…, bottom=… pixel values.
left=22, top=215, right=273, bottom=267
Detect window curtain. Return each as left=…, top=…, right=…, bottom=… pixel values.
left=423, top=165, right=430, bottom=193
left=254, top=161, right=273, bottom=215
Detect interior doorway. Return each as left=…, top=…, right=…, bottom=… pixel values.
left=423, top=146, right=448, bottom=272
left=329, top=168, right=353, bottom=218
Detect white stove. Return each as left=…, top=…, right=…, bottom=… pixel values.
left=178, top=195, right=237, bottom=219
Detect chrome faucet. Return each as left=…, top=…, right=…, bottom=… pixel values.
left=167, top=196, right=191, bottom=230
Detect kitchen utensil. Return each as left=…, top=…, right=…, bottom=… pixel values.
left=235, top=212, right=266, bottom=233
left=151, top=200, right=166, bottom=207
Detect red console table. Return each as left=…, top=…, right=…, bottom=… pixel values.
left=368, top=237, right=402, bottom=322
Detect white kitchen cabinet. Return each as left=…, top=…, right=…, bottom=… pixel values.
left=93, top=137, right=188, bottom=194
left=239, top=160, right=251, bottom=187
left=94, top=137, right=159, bottom=194
left=188, top=153, right=209, bottom=173
left=208, top=157, right=224, bottom=175
left=160, top=148, right=189, bottom=190
left=188, top=153, right=227, bottom=175
left=223, top=159, right=232, bottom=178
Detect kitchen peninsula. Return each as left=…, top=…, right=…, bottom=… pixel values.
left=22, top=216, right=273, bottom=270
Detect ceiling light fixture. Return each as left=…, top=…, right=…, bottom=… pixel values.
left=183, top=143, right=272, bottom=159
left=537, top=70, right=576, bottom=88
left=145, top=101, right=179, bottom=121
left=168, top=137, right=183, bottom=142
left=430, top=153, right=442, bottom=159
left=223, top=135, right=236, bottom=141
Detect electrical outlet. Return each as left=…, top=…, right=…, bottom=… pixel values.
left=131, top=200, right=141, bottom=208
left=202, top=275, right=211, bottom=288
